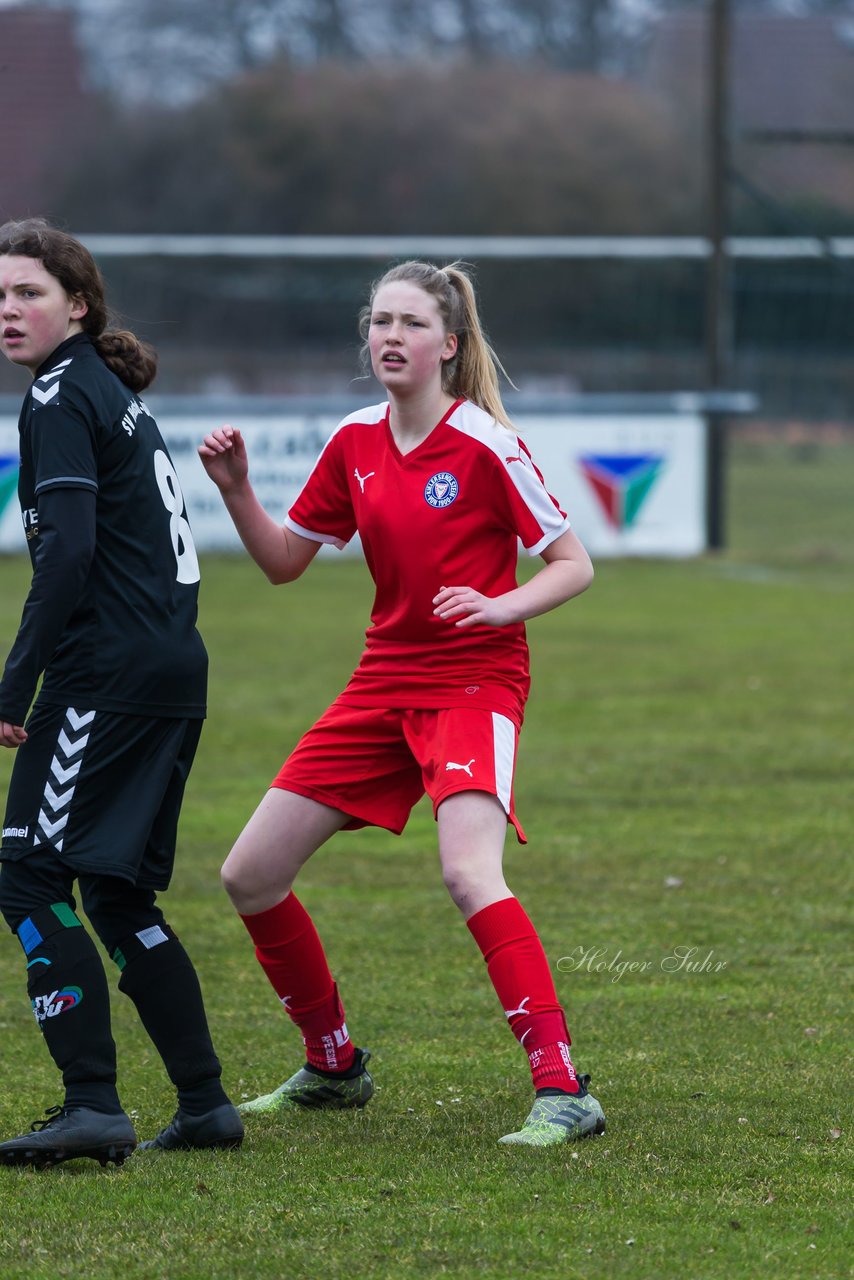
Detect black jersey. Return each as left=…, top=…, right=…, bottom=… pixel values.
left=0, top=333, right=206, bottom=722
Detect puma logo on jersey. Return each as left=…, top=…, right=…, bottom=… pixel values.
left=354, top=468, right=375, bottom=493
left=504, top=995, right=531, bottom=1019
left=445, top=758, right=475, bottom=777
left=31, top=358, right=72, bottom=406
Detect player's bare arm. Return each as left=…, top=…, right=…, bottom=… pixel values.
left=199, top=425, right=320, bottom=584
left=433, top=528, right=593, bottom=629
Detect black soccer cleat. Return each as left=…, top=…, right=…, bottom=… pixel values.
left=138, top=1102, right=244, bottom=1151
left=0, top=1105, right=137, bottom=1169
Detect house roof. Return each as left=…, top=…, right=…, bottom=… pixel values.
left=0, top=5, right=90, bottom=220
left=644, top=9, right=854, bottom=134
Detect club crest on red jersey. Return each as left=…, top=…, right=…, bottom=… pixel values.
left=424, top=471, right=459, bottom=508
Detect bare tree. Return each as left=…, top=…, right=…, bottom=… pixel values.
left=45, top=0, right=854, bottom=103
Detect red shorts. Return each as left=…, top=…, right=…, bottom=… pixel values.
left=271, top=701, right=526, bottom=843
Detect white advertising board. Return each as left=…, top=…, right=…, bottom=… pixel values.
left=0, top=410, right=706, bottom=558
left=520, top=414, right=707, bottom=557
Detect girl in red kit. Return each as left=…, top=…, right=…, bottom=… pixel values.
left=199, top=261, right=605, bottom=1145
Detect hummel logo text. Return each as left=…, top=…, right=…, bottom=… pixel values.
left=2, top=826, right=28, bottom=839
left=445, top=759, right=475, bottom=777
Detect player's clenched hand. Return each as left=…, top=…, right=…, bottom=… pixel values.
left=0, top=720, right=27, bottom=748
left=198, top=425, right=249, bottom=493
left=432, top=585, right=515, bottom=629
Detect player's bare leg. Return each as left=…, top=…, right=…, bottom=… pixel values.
left=439, top=790, right=605, bottom=1145
left=223, top=789, right=372, bottom=1115
left=221, top=789, right=348, bottom=915
left=437, top=790, right=513, bottom=919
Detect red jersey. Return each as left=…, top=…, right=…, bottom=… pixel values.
left=285, top=398, right=570, bottom=725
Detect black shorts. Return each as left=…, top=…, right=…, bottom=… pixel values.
left=0, top=702, right=203, bottom=890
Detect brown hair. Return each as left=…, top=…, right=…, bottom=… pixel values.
left=0, top=217, right=157, bottom=392
left=359, top=260, right=515, bottom=429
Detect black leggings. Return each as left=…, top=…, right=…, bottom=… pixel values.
left=0, top=847, right=226, bottom=1107
left=0, top=848, right=166, bottom=956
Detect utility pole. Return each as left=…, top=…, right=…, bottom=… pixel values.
left=705, top=0, right=732, bottom=549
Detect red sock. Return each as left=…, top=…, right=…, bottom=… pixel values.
left=467, top=897, right=579, bottom=1094
left=239, top=893, right=354, bottom=1072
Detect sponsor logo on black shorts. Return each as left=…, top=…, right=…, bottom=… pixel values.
left=2, top=825, right=29, bottom=840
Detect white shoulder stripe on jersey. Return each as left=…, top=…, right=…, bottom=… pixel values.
left=336, top=401, right=388, bottom=430
left=446, top=401, right=570, bottom=555
left=526, top=516, right=572, bottom=557
left=446, top=400, right=516, bottom=449
left=295, top=401, right=388, bottom=492
left=284, top=515, right=348, bottom=550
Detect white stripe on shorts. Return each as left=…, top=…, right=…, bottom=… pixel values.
left=491, top=712, right=516, bottom=816
left=33, top=707, right=96, bottom=853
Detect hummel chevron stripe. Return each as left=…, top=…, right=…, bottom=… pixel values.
left=50, top=757, right=81, bottom=786
left=31, top=384, right=60, bottom=405
left=33, top=708, right=95, bottom=852
left=36, top=809, right=69, bottom=842
left=43, top=782, right=75, bottom=811
left=35, top=359, right=72, bottom=384
left=57, top=727, right=90, bottom=758
left=31, top=359, right=73, bottom=406
left=67, top=709, right=96, bottom=731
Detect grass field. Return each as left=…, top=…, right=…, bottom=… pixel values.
left=0, top=437, right=850, bottom=1279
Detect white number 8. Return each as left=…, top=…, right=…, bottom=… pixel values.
left=154, top=450, right=200, bottom=584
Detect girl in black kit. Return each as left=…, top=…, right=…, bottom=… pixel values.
left=0, top=218, right=242, bottom=1166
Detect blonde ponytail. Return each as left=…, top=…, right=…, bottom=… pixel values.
left=441, top=265, right=515, bottom=428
